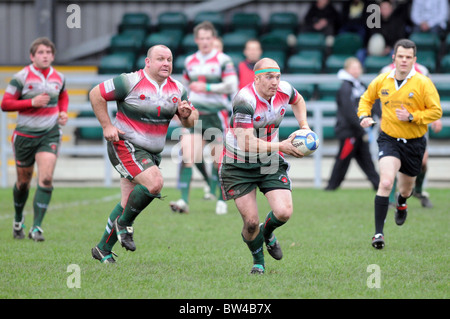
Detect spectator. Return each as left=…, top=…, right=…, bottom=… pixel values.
left=339, top=0, right=370, bottom=41
left=410, top=0, right=448, bottom=35
left=303, top=0, right=340, bottom=37
left=325, top=57, right=380, bottom=191
left=238, top=39, right=262, bottom=89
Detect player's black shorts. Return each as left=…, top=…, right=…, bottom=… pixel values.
left=377, top=131, right=426, bottom=177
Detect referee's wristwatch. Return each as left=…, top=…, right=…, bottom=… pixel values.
left=408, top=113, right=414, bottom=122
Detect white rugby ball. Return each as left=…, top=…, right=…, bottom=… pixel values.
left=290, top=129, right=320, bottom=156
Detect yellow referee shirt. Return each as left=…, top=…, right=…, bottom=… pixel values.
left=358, top=69, right=442, bottom=139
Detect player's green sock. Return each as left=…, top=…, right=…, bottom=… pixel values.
left=118, top=184, right=160, bottom=227
left=32, top=185, right=53, bottom=228
left=13, top=184, right=29, bottom=223
left=242, top=231, right=265, bottom=266
left=195, top=162, right=210, bottom=186
left=179, top=166, right=192, bottom=203
left=262, top=211, right=285, bottom=239
left=98, top=202, right=123, bottom=251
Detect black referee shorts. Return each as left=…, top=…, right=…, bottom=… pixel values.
left=377, top=131, right=426, bottom=177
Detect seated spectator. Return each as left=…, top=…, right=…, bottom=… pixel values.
left=357, top=0, right=406, bottom=62
left=303, top=0, right=340, bottom=37
left=238, top=39, right=262, bottom=89
left=339, top=0, right=370, bottom=41
left=410, top=0, right=448, bottom=36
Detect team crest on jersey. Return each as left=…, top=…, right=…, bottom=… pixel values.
left=381, top=89, right=389, bottom=96
left=280, top=108, right=286, bottom=116
left=254, top=115, right=265, bottom=122
left=279, top=175, right=288, bottom=184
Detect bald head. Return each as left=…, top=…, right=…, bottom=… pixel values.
left=253, top=58, right=280, bottom=73
left=147, top=45, right=171, bottom=59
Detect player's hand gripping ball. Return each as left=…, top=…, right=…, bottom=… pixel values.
left=290, top=129, right=320, bottom=156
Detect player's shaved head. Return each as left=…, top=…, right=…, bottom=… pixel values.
left=253, top=58, right=279, bottom=73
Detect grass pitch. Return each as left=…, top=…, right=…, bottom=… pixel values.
left=0, top=186, right=448, bottom=299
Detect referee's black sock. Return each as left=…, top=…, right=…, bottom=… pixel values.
left=397, top=192, right=412, bottom=206
left=374, top=195, right=389, bottom=234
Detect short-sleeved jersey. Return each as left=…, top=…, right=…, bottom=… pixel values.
left=99, top=69, right=192, bottom=154
left=5, top=64, right=65, bottom=134
left=224, top=81, right=298, bottom=165
left=183, top=49, right=236, bottom=114
left=358, top=69, right=442, bottom=139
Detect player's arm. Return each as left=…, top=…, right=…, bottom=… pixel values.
left=89, top=84, right=124, bottom=142
left=1, top=80, right=49, bottom=112
left=57, top=82, right=69, bottom=126
left=234, top=125, right=302, bottom=157
left=358, top=78, right=380, bottom=128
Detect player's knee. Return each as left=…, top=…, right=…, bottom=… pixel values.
left=245, top=220, right=260, bottom=235
left=274, top=207, right=292, bottom=222
left=41, top=176, right=53, bottom=187
left=379, top=178, right=393, bottom=192
left=142, top=178, right=163, bottom=195
left=16, top=181, right=29, bottom=192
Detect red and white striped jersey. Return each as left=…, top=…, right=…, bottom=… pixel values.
left=99, top=69, right=192, bottom=153
left=2, top=64, right=67, bottom=135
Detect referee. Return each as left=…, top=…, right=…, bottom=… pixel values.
left=358, top=39, right=442, bottom=249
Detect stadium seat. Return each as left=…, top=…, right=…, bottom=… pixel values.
left=174, top=54, right=187, bottom=74
left=157, top=12, right=187, bottom=33
left=181, top=33, right=197, bottom=54
left=440, top=54, right=450, bottom=73
left=287, top=53, right=322, bottom=74
left=136, top=54, right=146, bottom=69
left=232, top=12, right=261, bottom=35
left=416, top=50, right=436, bottom=73
left=74, top=111, right=104, bottom=142
left=429, top=110, right=450, bottom=139
left=317, top=82, right=340, bottom=101
left=118, top=13, right=151, bottom=33
left=260, top=32, right=288, bottom=52
left=98, top=52, right=135, bottom=74
left=193, top=11, right=225, bottom=35
left=268, top=12, right=298, bottom=34
left=364, top=55, right=392, bottom=73
left=289, top=81, right=316, bottom=101
left=295, top=32, right=326, bottom=53
left=325, top=54, right=350, bottom=73
left=109, top=33, right=143, bottom=56
left=409, top=32, right=440, bottom=52
left=445, top=33, right=450, bottom=53
left=222, top=31, right=253, bottom=53
left=143, top=32, right=180, bottom=53
left=262, top=50, right=286, bottom=72
left=332, top=33, right=363, bottom=55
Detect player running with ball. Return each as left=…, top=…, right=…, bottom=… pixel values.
left=219, top=58, right=309, bottom=274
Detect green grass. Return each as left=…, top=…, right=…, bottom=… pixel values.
left=0, top=187, right=448, bottom=299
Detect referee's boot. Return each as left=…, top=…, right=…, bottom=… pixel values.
left=395, top=203, right=408, bottom=226
left=114, top=217, right=136, bottom=251
left=372, top=233, right=385, bottom=249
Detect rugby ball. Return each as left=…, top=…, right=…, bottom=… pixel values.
left=290, top=129, right=320, bottom=156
